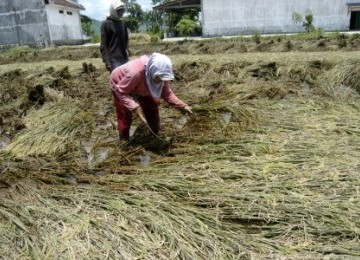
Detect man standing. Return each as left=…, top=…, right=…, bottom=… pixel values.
left=100, top=0, right=130, bottom=72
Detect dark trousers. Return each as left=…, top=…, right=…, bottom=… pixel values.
left=112, top=91, right=160, bottom=140
left=111, top=59, right=128, bottom=71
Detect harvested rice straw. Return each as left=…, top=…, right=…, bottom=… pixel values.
left=6, top=100, right=93, bottom=156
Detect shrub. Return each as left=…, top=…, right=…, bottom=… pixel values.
left=91, top=34, right=100, bottom=43
left=175, top=16, right=196, bottom=37
left=292, top=9, right=316, bottom=33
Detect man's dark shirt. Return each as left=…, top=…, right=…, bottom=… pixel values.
left=100, top=18, right=129, bottom=69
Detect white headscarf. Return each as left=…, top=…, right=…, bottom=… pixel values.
left=145, top=53, right=175, bottom=99
left=109, top=0, right=125, bottom=20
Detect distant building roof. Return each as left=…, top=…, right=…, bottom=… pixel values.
left=154, top=0, right=200, bottom=11
left=52, top=0, right=85, bottom=10
left=347, top=2, right=360, bottom=11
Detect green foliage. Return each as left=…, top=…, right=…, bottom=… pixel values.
left=126, top=1, right=143, bottom=20
left=81, top=15, right=95, bottom=36
left=143, top=10, right=163, bottom=34
left=82, top=21, right=95, bottom=36
left=91, top=34, right=100, bottom=43
left=164, top=8, right=201, bottom=36
left=3, top=46, right=31, bottom=54
left=81, top=14, right=92, bottom=24
left=292, top=12, right=302, bottom=24
left=285, top=40, right=293, bottom=50
left=292, top=9, right=316, bottom=33
left=252, top=31, right=262, bottom=44
left=149, top=30, right=164, bottom=41
left=175, top=16, right=196, bottom=37
left=303, top=9, right=315, bottom=33
left=123, top=0, right=144, bottom=32
left=124, top=17, right=140, bottom=32
left=149, top=1, right=201, bottom=36
left=150, top=34, right=161, bottom=43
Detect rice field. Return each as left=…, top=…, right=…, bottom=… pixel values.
left=0, top=36, right=360, bottom=259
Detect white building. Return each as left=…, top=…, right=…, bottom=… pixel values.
left=44, top=0, right=85, bottom=45
left=0, top=0, right=85, bottom=47
left=155, top=0, right=360, bottom=37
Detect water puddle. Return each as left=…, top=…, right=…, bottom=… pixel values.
left=221, top=112, right=232, bottom=124
left=175, top=116, right=188, bottom=129
left=138, top=153, right=151, bottom=167
left=83, top=140, right=109, bottom=169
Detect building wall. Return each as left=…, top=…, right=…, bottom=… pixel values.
left=202, top=0, right=360, bottom=36
left=0, top=0, right=84, bottom=47
left=45, top=4, right=83, bottom=45
left=0, top=0, right=50, bottom=47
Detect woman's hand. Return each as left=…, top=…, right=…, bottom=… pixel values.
left=183, top=106, right=193, bottom=114
left=133, top=107, right=147, bottom=123
left=105, top=64, right=112, bottom=72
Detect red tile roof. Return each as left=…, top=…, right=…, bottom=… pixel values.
left=53, top=0, right=85, bottom=10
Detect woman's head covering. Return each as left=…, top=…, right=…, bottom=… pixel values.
left=145, top=53, right=175, bottom=99
left=109, top=0, right=125, bottom=20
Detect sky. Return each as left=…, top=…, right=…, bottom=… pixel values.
left=79, top=0, right=154, bottom=21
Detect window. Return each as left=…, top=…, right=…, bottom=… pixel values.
left=67, top=11, right=73, bottom=15
left=44, top=0, right=49, bottom=4
left=59, top=10, right=64, bottom=14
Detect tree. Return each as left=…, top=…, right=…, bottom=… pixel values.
left=150, top=0, right=201, bottom=37
left=152, top=0, right=170, bottom=6
left=122, top=0, right=144, bottom=32
left=81, top=15, right=94, bottom=36
left=175, top=15, right=196, bottom=37
left=292, top=9, right=315, bottom=33
left=292, top=12, right=302, bottom=25
left=303, top=9, right=315, bottom=33
left=143, top=10, right=163, bottom=33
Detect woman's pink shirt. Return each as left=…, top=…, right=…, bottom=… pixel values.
left=110, top=55, right=187, bottom=111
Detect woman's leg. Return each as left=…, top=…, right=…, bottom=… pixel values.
left=112, top=90, right=132, bottom=140
left=138, top=96, right=160, bottom=135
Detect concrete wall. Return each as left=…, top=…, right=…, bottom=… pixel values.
left=202, top=0, right=360, bottom=36
left=0, top=0, right=84, bottom=47
left=45, top=5, right=83, bottom=45
left=0, top=0, right=50, bottom=47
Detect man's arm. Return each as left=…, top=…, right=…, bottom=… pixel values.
left=124, top=22, right=132, bottom=57
left=100, top=21, right=112, bottom=72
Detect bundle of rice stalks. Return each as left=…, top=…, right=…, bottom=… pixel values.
left=5, top=100, right=94, bottom=156
left=192, top=97, right=257, bottom=127
left=316, top=62, right=360, bottom=100
left=130, top=33, right=151, bottom=44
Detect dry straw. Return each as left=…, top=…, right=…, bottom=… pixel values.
left=1, top=46, right=360, bottom=259
left=5, top=100, right=93, bottom=156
